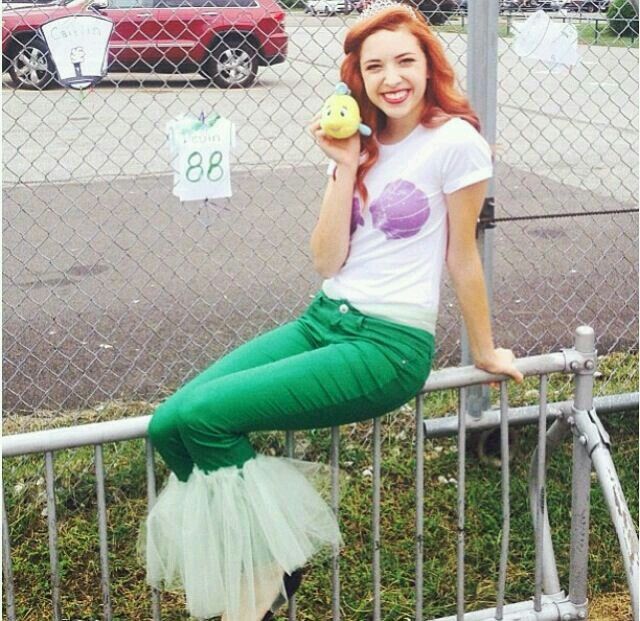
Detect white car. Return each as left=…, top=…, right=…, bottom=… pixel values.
left=304, top=0, right=353, bottom=15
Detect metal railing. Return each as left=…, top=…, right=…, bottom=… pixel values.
left=2, top=325, right=639, bottom=620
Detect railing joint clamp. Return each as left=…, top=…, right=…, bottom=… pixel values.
left=569, top=406, right=610, bottom=455
left=586, top=407, right=611, bottom=451
left=561, top=348, right=597, bottom=375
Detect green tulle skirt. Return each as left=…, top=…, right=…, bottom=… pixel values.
left=139, top=455, right=343, bottom=621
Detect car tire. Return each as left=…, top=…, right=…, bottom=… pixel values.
left=205, top=40, right=258, bottom=89
left=8, top=36, right=56, bottom=90
left=423, top=10, right=448, bottom=25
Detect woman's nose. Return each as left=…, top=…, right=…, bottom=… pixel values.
left=382, top=69, right=402, bottom=87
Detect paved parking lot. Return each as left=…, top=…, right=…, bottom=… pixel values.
left=2, top=16, right=637, bottom=411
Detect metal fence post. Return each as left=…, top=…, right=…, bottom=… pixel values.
left=2, top=484, right=16, bottom=621
left=286, top=430, right=298, bottom=621
left=463, top=0, right=499, bottom=417
left=568, top=327, right=640, bottom=620
left=44, top=451, right=62, bottom=621
left=568, top=326, right=596, bottom=611
left=145, top=439, right=162, bottom=621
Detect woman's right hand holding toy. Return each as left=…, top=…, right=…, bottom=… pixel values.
left=308, top=113, right=361, bottom=173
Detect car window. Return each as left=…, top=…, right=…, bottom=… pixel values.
left=210, top=0, right=258, bottom=5
left=154, top=0, right=257, bottom=6
left=110, top=0, right=152, bottom=7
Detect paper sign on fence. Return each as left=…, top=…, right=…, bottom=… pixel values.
left=513, top=10, right=579, bottom=72
left=168, top=115, right=235, bottom=202
left=40, top=14, right=113, bottom=89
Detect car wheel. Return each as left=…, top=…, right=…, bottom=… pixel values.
left=205, top=41, right=258, bottom=89
left=9, top=37, right=56, bottom=90
left=423, top=10, right=448, bottom=25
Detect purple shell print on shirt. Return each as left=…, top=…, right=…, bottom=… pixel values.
left=369, top=179, right=431, bottom=239
left=350, top=196, right=365, bottom=236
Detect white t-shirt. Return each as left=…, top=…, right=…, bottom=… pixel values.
left=322, top=117, right=493, bottom=335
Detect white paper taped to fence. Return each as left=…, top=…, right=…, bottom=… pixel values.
left=40, top=14, right=113, bottom=89
left=512, top=10, right=579, bottom=72
left=167, top=114, right=236, bottom=202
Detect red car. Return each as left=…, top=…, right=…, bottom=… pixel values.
left=2, top=0, right=288, bottom=89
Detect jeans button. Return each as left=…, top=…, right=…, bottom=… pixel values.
left=339, top=304, right=349, bottom=314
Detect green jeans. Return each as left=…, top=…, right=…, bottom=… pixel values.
left=148, top=291, right=435, bottom=481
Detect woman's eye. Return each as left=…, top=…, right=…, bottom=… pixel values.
left=401, top=58, right=414, bottom=65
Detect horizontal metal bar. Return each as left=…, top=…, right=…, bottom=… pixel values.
left=422, top=353, right=568, bottom=393
left=3, top=386, right=635, bottom=460
left=3, top=415, right=152, bottom=457
left=2, top=354, right=582, bottom=458
left=431, top=593, right=581, bottom=621
left=424, top=392, right=639, bottom=439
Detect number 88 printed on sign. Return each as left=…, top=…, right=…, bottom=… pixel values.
left=173, top=119, right=234, bottom=201
left=186, top=151, right=224, bottom=183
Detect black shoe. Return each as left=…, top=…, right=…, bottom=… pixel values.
left=260, top=568, right=304, bottom=620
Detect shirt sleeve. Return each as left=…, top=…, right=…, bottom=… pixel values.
left=440, top=121, right=493, bottom=195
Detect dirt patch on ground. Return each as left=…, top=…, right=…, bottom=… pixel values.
left=589, top=591, right=633, bottom=620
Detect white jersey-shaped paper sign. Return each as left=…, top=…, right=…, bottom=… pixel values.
left=169, top=115, right=235, bottom=202
left=40, top=14, right=113, bottom=89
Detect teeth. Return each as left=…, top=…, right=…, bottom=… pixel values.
left=383, top=90, right=408, bottom=102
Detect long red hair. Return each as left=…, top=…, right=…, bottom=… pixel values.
left=341, top=5, right=480, bottom=204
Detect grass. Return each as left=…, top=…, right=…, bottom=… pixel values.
left=2, top=352, right=638, bottom=620
left=435, top=15, right=639, bottom=48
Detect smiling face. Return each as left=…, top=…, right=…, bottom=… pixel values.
left=359, top=27, right=428, bottom=138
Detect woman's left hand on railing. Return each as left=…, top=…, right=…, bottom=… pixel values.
left=474, top=347, right=524, bottom=384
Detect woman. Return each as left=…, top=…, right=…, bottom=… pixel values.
left=141, top=4, right=524, bottom=620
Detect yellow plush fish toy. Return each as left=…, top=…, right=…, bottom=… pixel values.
left=320, top=82, right=372, bottom=140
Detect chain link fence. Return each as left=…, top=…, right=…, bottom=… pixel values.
left=2, top=0, right=638, bottom=415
